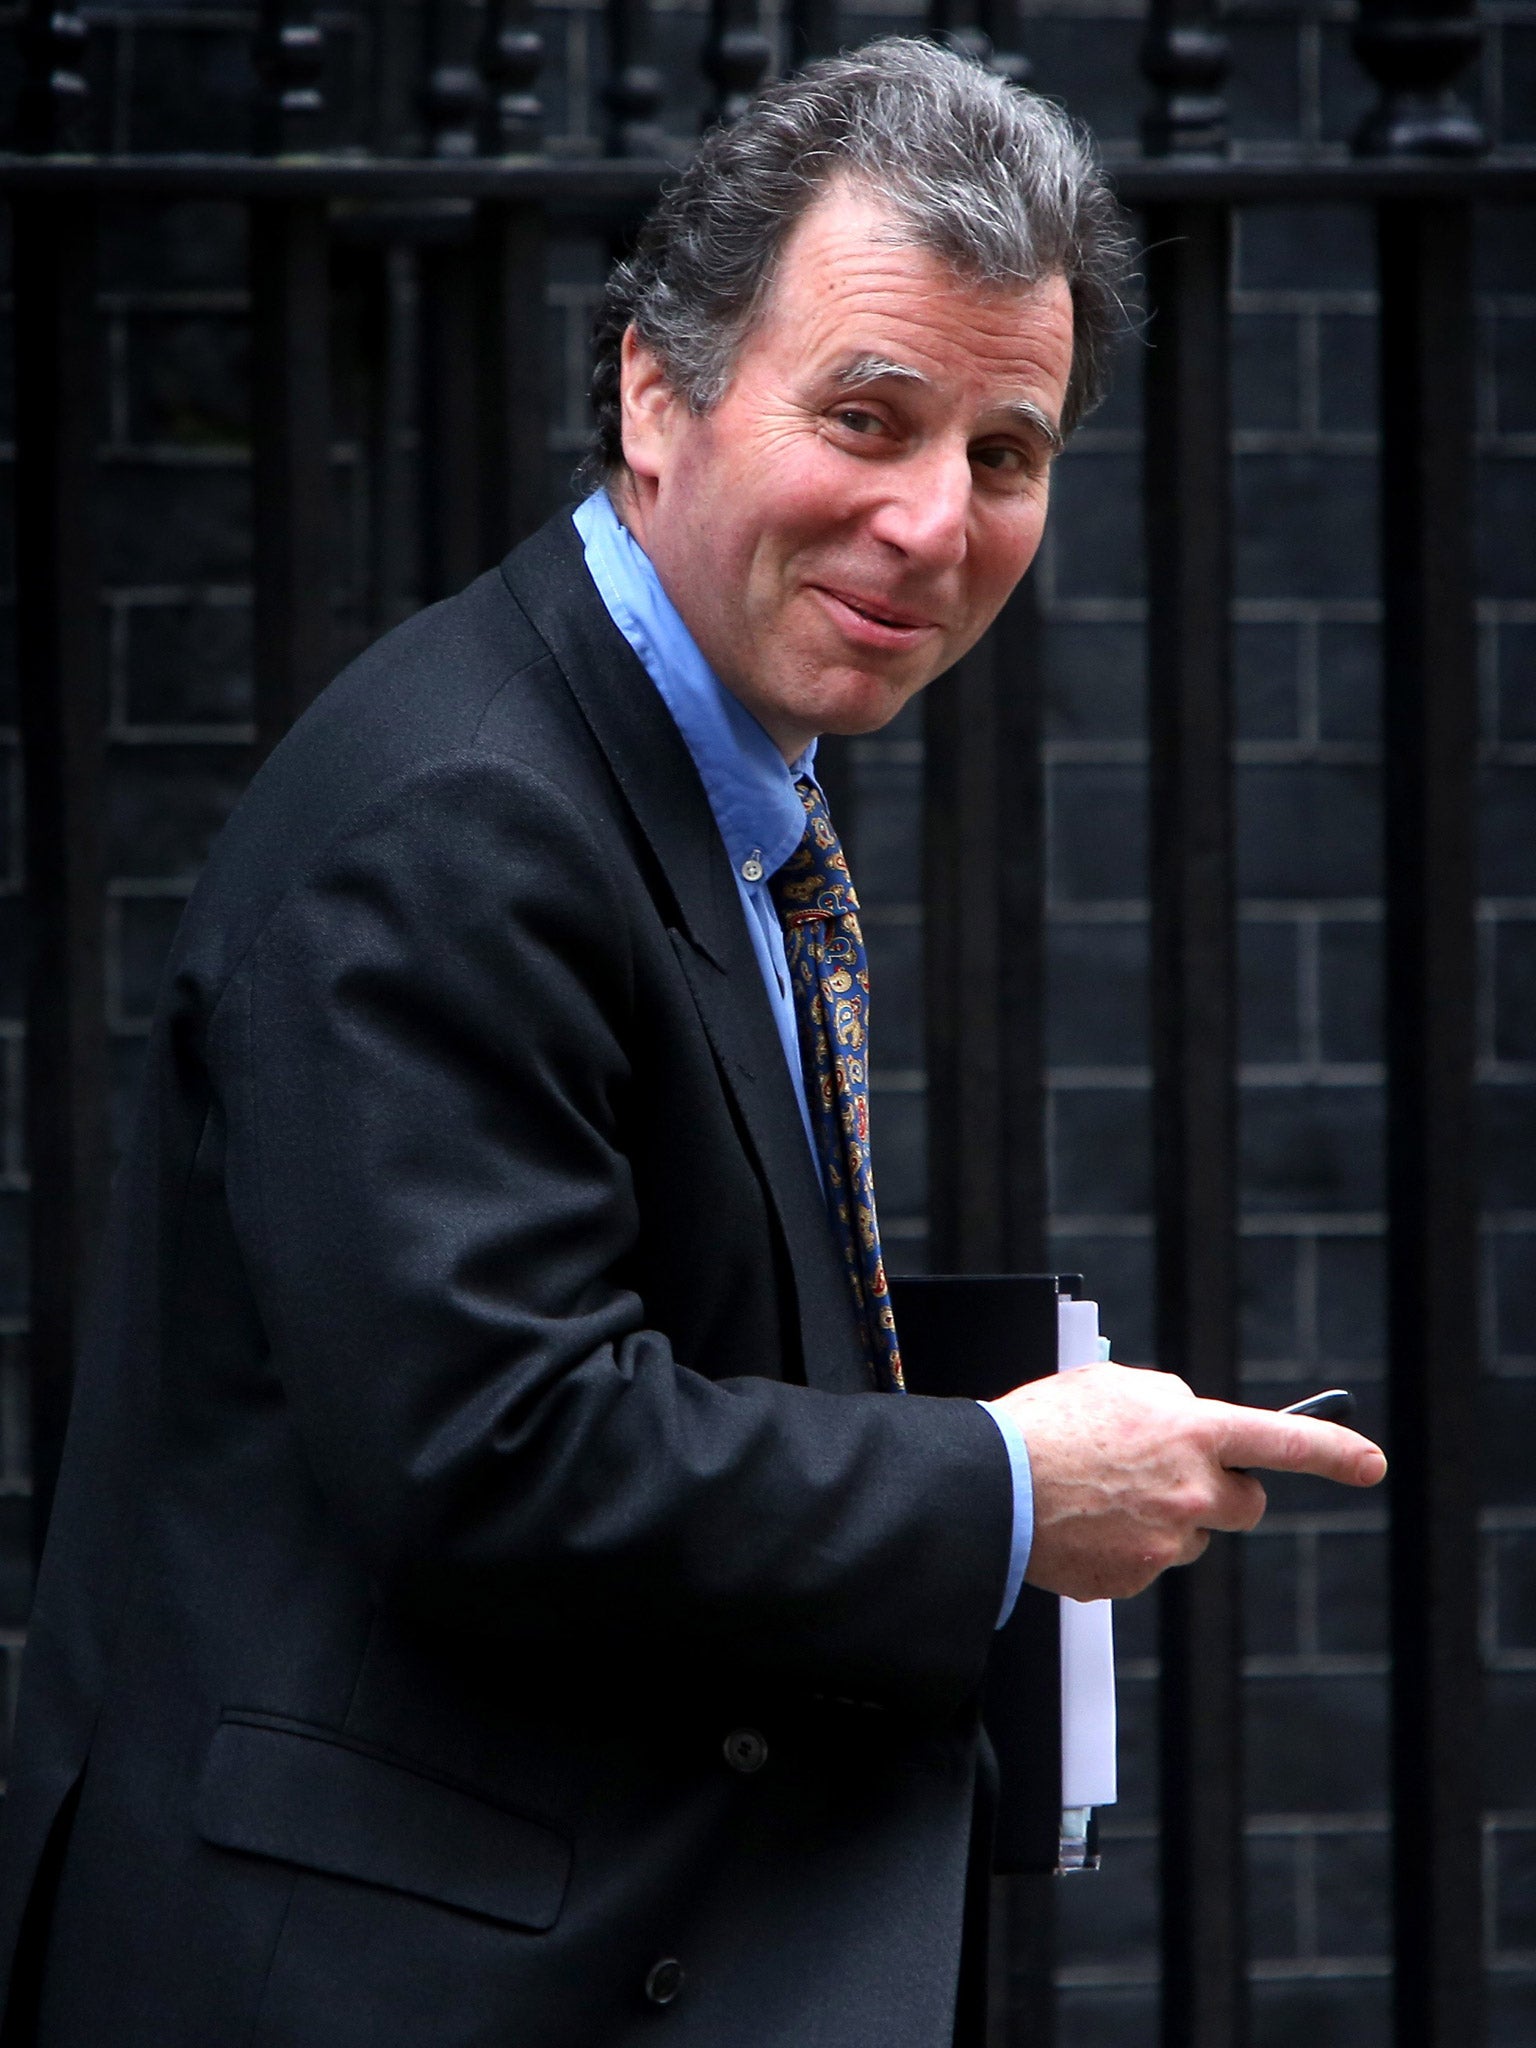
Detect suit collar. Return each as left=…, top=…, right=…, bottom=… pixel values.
left=499, top=514, right=870, bottom=1398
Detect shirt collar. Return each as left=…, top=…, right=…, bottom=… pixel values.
left=573, top=489, right=813, bottom=883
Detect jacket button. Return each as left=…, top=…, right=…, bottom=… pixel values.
left=644, top=1958, right=684, bottom=2006
left=723, top=1727, right=768, bottom=1773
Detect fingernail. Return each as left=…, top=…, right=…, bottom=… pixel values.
left=1359, top=1449, right=1387, bottom=1483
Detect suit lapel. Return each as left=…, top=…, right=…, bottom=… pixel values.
left=499, top=515, right=870, bottom=1398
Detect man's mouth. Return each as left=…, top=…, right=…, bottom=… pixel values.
left=813, top=585, right=940, bottom=643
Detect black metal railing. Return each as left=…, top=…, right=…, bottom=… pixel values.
left=5, top=0, right=1533, bottom=2043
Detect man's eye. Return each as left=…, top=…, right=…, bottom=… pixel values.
left=833, top=408, right=883, bottom=436
left=972, top=444, right=1028, bottom=475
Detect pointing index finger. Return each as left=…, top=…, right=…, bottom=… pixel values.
left=1211, top=1402, right=1387, bottom=1487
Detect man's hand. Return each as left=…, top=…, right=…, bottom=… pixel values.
left=994, top=1363, right=1388, bottom=1602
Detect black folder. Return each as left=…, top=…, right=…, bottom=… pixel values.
left=890, top=1273, right=1069, bottom=1876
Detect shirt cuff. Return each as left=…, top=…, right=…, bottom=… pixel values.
left=976, top=1399, right=1034, bottom=1628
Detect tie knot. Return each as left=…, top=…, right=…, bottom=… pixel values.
left=770, top=777, right=858, bottom=923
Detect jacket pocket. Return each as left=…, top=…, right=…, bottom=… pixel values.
left=195, top=1714, right=571, bottom=1930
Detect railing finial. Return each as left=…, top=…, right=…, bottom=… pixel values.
left=604, top=0, right=666, bottom=158
left=1351, top=0, right=1484, bottom=156
left=17, top=0, right=91, bottom=154
left=703, top=0, right=773, bottom=131
left=481, top=0, right=546, bottom=154
left=1140, top=1, right=1230, bottom=157
left=424, top=0, right=487, bottom=159
left=254, top=0, right=326, bottom=155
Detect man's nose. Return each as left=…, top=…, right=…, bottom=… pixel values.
left=866, top=446, right=970, bottom=568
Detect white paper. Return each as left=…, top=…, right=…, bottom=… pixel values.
left=1057, top=1299, right=1118, bottom=1808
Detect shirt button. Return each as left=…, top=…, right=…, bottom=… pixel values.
left=741, top=854, right=764, bottom=883
left=644, top=1957, right=684, bottom=2006
left=723, top=1727, right=768, bottom=1773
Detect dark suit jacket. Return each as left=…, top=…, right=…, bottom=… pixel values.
left=0, top=512, right=1014, bottom=2048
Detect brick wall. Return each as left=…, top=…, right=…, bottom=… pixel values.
left=0, top=2, right=1532, bottom=2040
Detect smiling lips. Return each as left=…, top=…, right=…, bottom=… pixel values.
left=814, top=583, right=942, bottom=647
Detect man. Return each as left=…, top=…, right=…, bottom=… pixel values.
left=0, top=39, right=1385, bottom=2048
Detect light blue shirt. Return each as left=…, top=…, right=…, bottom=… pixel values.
left=572, top=489, right=1032, bottom=1626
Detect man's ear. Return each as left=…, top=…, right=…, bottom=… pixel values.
left=619, top=326, right=679, bottom=486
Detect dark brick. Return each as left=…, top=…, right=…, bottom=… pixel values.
left=1252, top=1976, right=1389, bottom=2048
left=124, top=600, right=253, bottom=727
left=1494, top=920, right=1536, bottom=1064
left=1493, top=1530, right=1536, bottom=1658
left=1086, top=320, right=1142, bottom=436
left=1236, top=623, right=1300, bottom=742
left=1054, top=1834, right=1158, bottom=1967
left=1480, top=765, right=1536, bottom=897
left=1494, top=1828, right=1536, bottom=1953
left=1240, top=1233, right=1302, bottom=1363
left=1497, top=624, right=1536, bottom=740
left=1481, top=1083, right=1536, bottom=1210
left=1046, top=922, right=1149, bottom=1068
left=1052, top=1086, right=1151, bottom=1216
left=1317, top=920, right=1382, bottom=1064
left=1235, top=206, right=1375, bottom=295
left=1315, top=1529, right=1388, bottom=1657
left=1490, top=1976, right=1536, bottom=2048
left=1055, top=1988, right=1160, bottom=2048
left=1244, top=1529, right=1300, bottom=1658
left=1240, top=1085, right=1383, bottom=1214
left=1483, top=1380, right=1536, bottom=1511
left=1236, top=763, right=1381, bottom=899
left=1317, top=622, right=1380, bottom=743
left=1047, top=1232, right=1154, bottom=1364
left=106, top=750, right=248, bottom=881
left=1491, top=1231, right=1536, bottom=1361
left=99, top=467, right=250, bottom=586
left=126, top=313, right=249, bottom=452
left=1314, top=1830, right=1391, bottom=1956
left=0, top=896, right=22, bottom=1020
left=1479, top=456, right=1536, bottom=600
left=1018, top=19, right=1145, bottom=142
left=852, top=756, right=921, bottom=905
left=116, top=896, right=188, bottom=1025
left=1245, top=1674, right=1388, bottom=1811
left=1503, top=28, right=1536, bottom=146
left=1487, top=1673, right=1536, bottom=1806
left=0, top=1189, right=25, bottom=1321
left=866, top=1087, right=924, bottom=1219
left=1235, top=455, right=1379, bottom=602
left=864, top=920, right=922, bottom=1069
left=1240, top=921, right=1303, bottom=1065
left=1049, top=764, right=1147, bottom=903
left=1107, top=1666, right=1158, bottom=1827
left=1246, top=1833, right=1299, bottom=1960
left=1494, top=313, right=1536, bottom=435
left=1316, top=314, right=1378, bottom=436
left=1112, top=1580, right=1158, bottom=1661
left=1043, top=622, right=1146, bottom=744
left=1049, top=451, right=1145, bottom=603
left=1233, top=311, right=1301, bottom=433
left=1316, top=1236, right=1384, bottom=1365
left=97, top=201, right=249, bottom=295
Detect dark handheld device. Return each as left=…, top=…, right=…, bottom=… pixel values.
left=1279, top=1388, right=1356, bottom=1423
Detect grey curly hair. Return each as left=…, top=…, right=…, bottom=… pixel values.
left=580, top=37, right=1132, bottom=488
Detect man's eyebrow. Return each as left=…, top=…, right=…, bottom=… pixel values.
left=830, top=356, right=1065, bottom=456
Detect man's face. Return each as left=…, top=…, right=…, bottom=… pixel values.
left=617, top=180, right=1075, bottom=760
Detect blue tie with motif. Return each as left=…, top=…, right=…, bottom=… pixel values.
left=770, top=778, right=905, bottom=1394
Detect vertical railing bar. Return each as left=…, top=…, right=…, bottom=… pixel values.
left=252, top=0, right=332, bottom=752
left=15, top=190, right=108, bottom=1562
left=251, top=198, right=335, bottom=752
left=1142, top=194, right=1244, bottom=2048
left=604, top=0, right=666, bottom=158
left=366, top=241, right=420, bottom=635
left=1377, top=194, right=1483, bottom=2048
left=923, top=581, right=1052, bottom=2048
left=474, top=199, right=550, bottom=562
left=702, top=0, right=771, bottom=132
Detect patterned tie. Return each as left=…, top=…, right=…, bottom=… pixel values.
left=769, top=777, right=905, bottom=1393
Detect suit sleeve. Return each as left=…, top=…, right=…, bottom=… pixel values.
left=218, top=750, right=1013, bottom=1719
